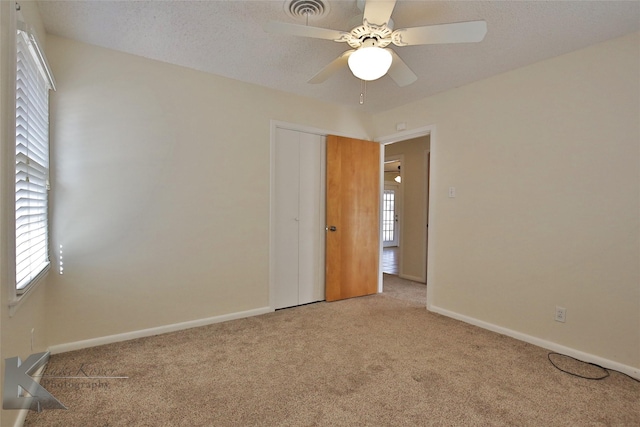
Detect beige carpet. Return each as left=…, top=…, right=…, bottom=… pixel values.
left=382, top=273, right=426, bottom=305
left=25, top=280, right=638, bottom=426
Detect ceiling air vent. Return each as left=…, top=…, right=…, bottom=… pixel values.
left=284, top=0, right=329, bottom=21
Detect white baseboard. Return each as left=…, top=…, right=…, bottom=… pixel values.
left=399, top=273, right=425, bottom=283
left=48, top=306, right=273, bottom=354
left=428, top=304, right=640, bottom=380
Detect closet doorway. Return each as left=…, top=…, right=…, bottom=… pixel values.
left=271, top=127, right=326, bottom=309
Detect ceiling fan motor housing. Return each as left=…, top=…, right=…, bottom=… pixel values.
left=348, top=22, right=393, bottom=48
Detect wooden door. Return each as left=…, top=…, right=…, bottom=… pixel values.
left=325, top=135, right=380, bottom=301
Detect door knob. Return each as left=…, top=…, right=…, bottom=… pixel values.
left=329, top=226, right=337, bottom=232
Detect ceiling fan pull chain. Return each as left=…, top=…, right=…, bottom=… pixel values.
left=360, top=80, right=366, bottom=105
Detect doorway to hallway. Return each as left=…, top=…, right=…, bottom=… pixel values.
left=381, top=134, right=430, bottom=285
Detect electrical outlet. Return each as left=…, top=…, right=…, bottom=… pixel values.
left=555, top=306, right=567, bottom=323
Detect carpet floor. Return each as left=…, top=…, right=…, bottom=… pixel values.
left=25, top=278, right=639, bottom=426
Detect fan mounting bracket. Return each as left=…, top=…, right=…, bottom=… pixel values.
left=346, top=20, right=393, bottom=49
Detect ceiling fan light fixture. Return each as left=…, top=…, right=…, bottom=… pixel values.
left=347, top=46, right=392, bottom=81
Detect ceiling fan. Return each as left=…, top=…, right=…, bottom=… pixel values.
left=265, top=0, right=487, bottom=87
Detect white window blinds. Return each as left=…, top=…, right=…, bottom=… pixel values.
left=15, top=26, right=54, bottom=292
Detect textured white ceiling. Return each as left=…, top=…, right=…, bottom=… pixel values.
left=36, top=0, right=640, bottom=113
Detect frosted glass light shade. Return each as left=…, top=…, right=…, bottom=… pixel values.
left=348, top=46, right=392, bottom=81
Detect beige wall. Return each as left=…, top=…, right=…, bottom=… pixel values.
left=1, top=2, right=52, bottom=426
left=384, top=136, right=430, bottom=282
left=372, top=33, right=640, bottom=369
left=44, top=35, right=373, bottom=347
left=383, top=171, right=400, bottom=182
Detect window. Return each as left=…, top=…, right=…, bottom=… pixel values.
left=15, top=22, right=55, bottom=293
left=382, top=189, right=396, bottom=243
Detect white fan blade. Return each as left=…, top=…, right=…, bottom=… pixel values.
left=386, top=49, right=417, bottom=87
left=308, top=50, right=354, bottom=84
left=363, top=0, right=397, bottom=26
left=264, top=21, right=349, bottom=42
left=392, top=20, right=487, bottom=46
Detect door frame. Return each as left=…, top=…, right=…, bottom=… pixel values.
left=377, top=125, right=436, bottom=309
left=269, top=120, right=372, bottom=310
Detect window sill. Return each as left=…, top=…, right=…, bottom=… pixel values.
left=9, top=263, right=50, bottom=317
